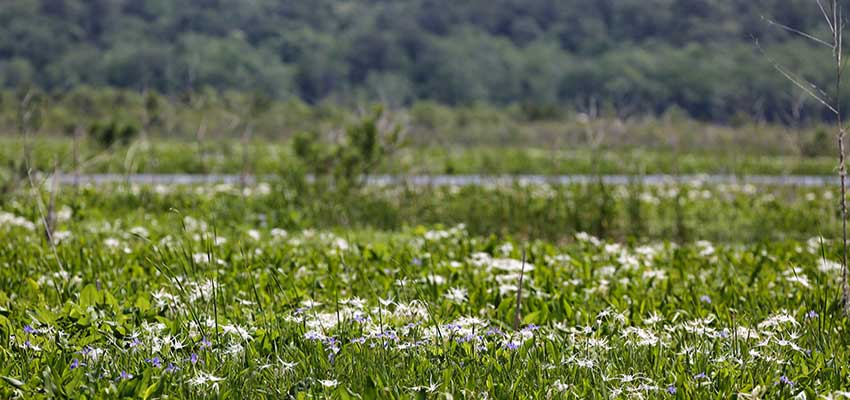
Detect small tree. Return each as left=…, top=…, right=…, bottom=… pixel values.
left=765, top=0, right=850, bottom=313
left=89, top=118, right=140, bottom=149
left=293, top=105, right=405, bottom=190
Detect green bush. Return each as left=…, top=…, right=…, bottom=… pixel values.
left=88, top=118, right=139, bottom=149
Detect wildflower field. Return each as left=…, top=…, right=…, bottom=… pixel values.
left=1, top=181, right=849, bottom=399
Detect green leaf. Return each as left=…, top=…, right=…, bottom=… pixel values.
left=142, top=381, right=160, bottom=400
left=80, top=284, right=100, bottom=308
left=1, top=376, right=24, bottom=389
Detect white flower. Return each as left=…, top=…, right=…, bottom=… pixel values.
left=551, top=380, right=569, bottom=392
left=738, top=385, right=766, bottom=399
left=56, top=206, right=73, bottom=222
left=444, top=287, right=468, bottom=304
left=279, top=360, right=297, bottom=373
left=0, top=211, right=36, bottom=230
left=643, top=312, right=663, bottom=325
left=758, top=311, right=799, bottom=330
left=319, top=379, right=338, bottom=388
left=696, top=240, right=715, bottom=258
left=575, top=232, right=601, bottom=246
left=334, top=238, right=349, bottom=250
left=224, top=342, right=245, bottom=357
left=785, top=274, right=811, bottom=289
left=188, top=372, right=225, bottom=390
left=818, top=259, right=843, bottom=274
left=222, top=324, right=252, bottom=341
left=498, top=242, right=514, bottom=256
left=421, top=274, right=446, bottom=285
left=129, top=226, right=149, bottom=238
left=53, top=230, right=72, bottom=244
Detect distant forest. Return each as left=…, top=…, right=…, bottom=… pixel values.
left=0, top=0, right=842, bottom=122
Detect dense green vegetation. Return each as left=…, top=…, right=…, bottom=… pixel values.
left=5, top=2, right=850, bottom=398
left=0, top=0, right=843, bottom=122
left=2, top=180, right=843, bottom=244
left=0, top=88, right=840, bottom=178
left=0, top=182, right=848, bottom=398
left=0, top=88, right=833, bottom=150
left=0, top=136, right=840, bottom=177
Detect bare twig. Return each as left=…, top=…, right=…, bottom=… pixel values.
left=754, top=38, right=837, bottom=113
left=765, top=0, right=850, bottom=315
left=829, top=3, right=850, bottom=314
left=762, top=16, right=834, bottom=48
left=816, top=0, right=836, bottom=32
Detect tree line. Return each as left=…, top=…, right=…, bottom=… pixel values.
left=0, top=0, right=840, bottom=123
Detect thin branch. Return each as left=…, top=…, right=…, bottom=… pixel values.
left=762, top=16, right=834, bottom=48
left=773, top=63, right=839, bottom=114
left=754, top=38, right=836, bottom=110
left=816, top=0, right=836, bottom=33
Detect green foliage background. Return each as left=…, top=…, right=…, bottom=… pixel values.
left=0, top=0, right=842, bottom=123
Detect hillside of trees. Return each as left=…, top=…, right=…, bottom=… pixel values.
left=0, top=0, right=841, bottom=123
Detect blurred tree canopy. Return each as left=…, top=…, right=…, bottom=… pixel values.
left=0, top=0, right=840, bottom=122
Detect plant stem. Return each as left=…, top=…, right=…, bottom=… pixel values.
left=831, top=0, right=850, bottom=314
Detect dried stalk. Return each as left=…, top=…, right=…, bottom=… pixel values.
left=767, top=0, right=849, bottom=313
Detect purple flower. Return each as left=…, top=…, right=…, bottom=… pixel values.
left=699, top=295, right=712, bottom=304
left=504, top=342, right=519, bottom=351
left=145, top=357, right=162, bottom=368
left=667, top=385, right=677, bottom=394
left=351, top=336, right=367, bottom=344
left=128, top=337, right=142, bottom=348
left=455, top=335, right=472, bottom=344
left=23, top=325, right=37, bottom=335
left=165, top=363, right=180, bottom=373
left=777, top=376, right=794, bottom=386
left=119, top=371, right=133, bottom=381
left=445, top=323, right=462, bottom=332
left=199, top=336, right=212, bottom=349
left=412, top=258, right=422, bottom=267
left=70, top=358, right=82, bottom=370
left=304, top=332, right=323, bottom=340
left=806, top=310, right=818, bottom=320
left=522, top=324, right=540, bottom=332
left=693, top=372, right=707, bottom=380
left=190, top=353, right=199, bottom=364
left=486, top=327, right=506, bottom=337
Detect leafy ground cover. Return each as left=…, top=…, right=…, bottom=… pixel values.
left=0, top=182, right=849, bottom=398
left=0, top=136, right=839, bottom=177
left=1, top=180, right=840, bottom=243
